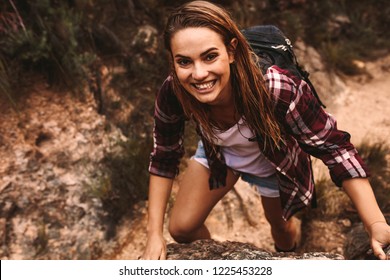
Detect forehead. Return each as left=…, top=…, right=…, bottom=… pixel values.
left=170, top=27, right=226, bottom=56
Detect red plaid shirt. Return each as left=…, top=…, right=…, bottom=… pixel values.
left=149, top=66, right=370, bottom=219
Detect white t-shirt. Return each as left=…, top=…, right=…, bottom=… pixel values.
left=212, top=118, right=276, bottom=177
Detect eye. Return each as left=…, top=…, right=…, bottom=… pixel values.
left=205, top=53, right=218, bottom=61
left=176, top=58, right=191, bottom=66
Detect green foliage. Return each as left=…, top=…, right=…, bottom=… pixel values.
left=33, top=219, right=48, bottom=257
left=321, top=41, right=362, bottom=75
left=102, top=138, right=151, bottom=204
left=1, top=0, right=389, bottom=101
left=1, top=0, right=388, bottom=106
left=87, top=137, right=151, bottom=236
left=0, top=56, right=17, bottom=107
left=0, top=0, right=96, bottom=96
left=303, top=0, right=390, bottom=74
left=232, top=0, right=390, bottom=75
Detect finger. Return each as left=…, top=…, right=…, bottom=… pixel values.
left=160, top=250, right=167, bottom=260
left=143, top=254, right=153, bottom=260
left=159, top=246, right=167, bottom=260
left=372, top=243, right=386, bottom=260
left=140, top=252, right=152, bottom=260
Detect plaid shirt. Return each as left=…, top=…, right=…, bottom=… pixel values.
left=149, top=66, right=369, bottom=220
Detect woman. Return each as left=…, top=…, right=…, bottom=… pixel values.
left=142, top=0, right=390, bottom=260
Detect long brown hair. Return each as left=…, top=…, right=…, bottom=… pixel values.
left=164, top=0, right=282, bottom=150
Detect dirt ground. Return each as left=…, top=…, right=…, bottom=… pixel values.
left=331, top=56, right=390, bottom=144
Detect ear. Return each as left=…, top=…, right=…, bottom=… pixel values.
left=228, top=38, right=238, bottom=63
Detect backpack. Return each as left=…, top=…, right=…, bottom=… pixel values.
left=242, top=25, right=326, bottom=108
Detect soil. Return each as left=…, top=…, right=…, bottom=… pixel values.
left=331, top=56, right=390, bottom=144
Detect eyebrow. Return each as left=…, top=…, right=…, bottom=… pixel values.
left=174, top=47, right=219, bottom=59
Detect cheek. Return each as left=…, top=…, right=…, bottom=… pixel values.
left=220, top=64, right=231, bottom=81
left=175, top=74, right=196, bottom=98
left=216, top=58, right=231, bottom=76
left=174, top=68, right=190, bottom=85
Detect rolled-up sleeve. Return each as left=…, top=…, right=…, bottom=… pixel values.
left=148, top=76, right=186, bottom=179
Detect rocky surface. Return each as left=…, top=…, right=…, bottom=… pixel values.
left=293, top=39, right=350, bottom=109
left=344, top=215, right=390, bottom=260
left=0, top=84, right=127, bottom=259
left=167, top=239, right=344, bottom=260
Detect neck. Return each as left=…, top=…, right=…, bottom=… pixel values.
left=208, top=82, right=239, bottom=130
left=209, top=102, right=240, bottom=130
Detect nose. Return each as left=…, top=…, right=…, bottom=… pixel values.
left=192, top=62, right=208, bottom=81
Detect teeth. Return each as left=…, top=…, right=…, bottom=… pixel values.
left=194, top=81, right=215, bottom=90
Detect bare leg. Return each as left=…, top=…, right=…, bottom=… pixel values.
left=169, top=159, right=239, bottom=243
left=261, top=196, right=299, bottom=251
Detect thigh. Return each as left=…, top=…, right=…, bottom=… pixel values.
left=170, top=159, right=239, bottom=229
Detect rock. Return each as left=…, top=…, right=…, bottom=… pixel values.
left=0, top=88, right=128, bottom=260
left=131, top=25, right=158, bottom=55
left=167, top=239, right=344, bottom=260
left=0, top=180, right=13, bottom=193
left=327, top=14, right=351, bottom=39
left=294, top=39, right=349, bottom=107
left=338, top=219, right=352, bottom=227
left=0, top=200, right=17, bottom=219
left=352, top=60, right=366, bottom=70
left=344, top=215, right=390, bottom=260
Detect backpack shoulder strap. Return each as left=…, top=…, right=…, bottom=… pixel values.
left=242, top=25, right=326, bottom=108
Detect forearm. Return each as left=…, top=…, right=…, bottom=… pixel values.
left=342, top=178, right=386, bottom=229
left=147, top=174, right=174, bottom=235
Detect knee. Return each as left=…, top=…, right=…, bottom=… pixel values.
left=168, top=219, right=194, bottom=243
left=267, top=217, right=297, bottom=236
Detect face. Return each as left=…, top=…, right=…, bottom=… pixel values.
left=170, top=27, right=236, bottom=107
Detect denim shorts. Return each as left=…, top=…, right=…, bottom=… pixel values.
left=192, top=141, right=280, bottom=198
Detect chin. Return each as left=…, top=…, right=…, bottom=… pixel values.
left=196, top=94, right=218, bottom=105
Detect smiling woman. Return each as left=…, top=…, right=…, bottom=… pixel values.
left=141, top=0, right=390, bottom=260
left=170, top=27, right=236, bottom=110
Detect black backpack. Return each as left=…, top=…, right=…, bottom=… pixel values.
left=242, top=25, right=326, bottom=108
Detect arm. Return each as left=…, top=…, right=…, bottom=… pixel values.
left=142, top=175, right=173, bottom=260
left=267, top=66, right=369, bottom=187
left=143, top=77, right=185, bottom=259
left=266, top=67, right=389, bottom=258
left=342, top=178, right=390, bottom=260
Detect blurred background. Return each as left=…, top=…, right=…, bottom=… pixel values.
left=0, top=0, right=389, bottom=260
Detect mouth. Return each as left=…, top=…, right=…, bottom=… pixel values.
left=192, top=80, right=216, bottom=91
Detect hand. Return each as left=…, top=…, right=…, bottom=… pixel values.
left=141, top=232, right=167, bottom=260
left=366, top=221, right=390, bottom=260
